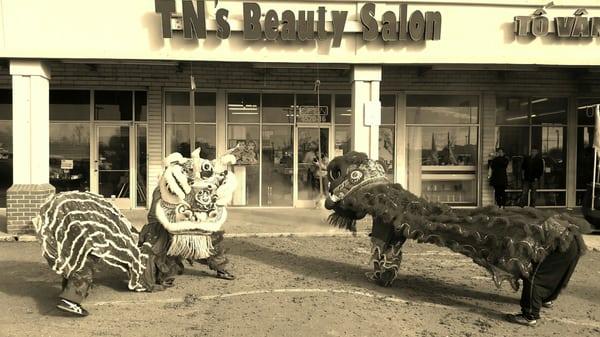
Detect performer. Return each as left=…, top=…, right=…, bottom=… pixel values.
left=33, top=192, right=157, bottom=316
left=138, top=148, right=238, bottom=286
left=324, top=151, right=589, bottom=325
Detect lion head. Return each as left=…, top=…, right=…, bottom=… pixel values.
left=154, top=147, right=237, bottom=236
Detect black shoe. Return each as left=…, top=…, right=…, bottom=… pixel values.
left=216, top=270, right=235, bottom=280
left=506, top=313, right=537, bottom=326
left=56, top=298, right=89, bottom=317
left=542, top=301, right=553, bottom=308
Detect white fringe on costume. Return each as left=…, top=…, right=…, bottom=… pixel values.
left=167, top=234, right=215, bottom=259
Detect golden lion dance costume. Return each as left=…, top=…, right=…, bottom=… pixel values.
left=33, top=148, right=237, bottom=316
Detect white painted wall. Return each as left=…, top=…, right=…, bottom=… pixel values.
left=1, top=1, right=600, bottom=65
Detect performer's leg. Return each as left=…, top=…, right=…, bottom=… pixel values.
left=204, top=231, right=234, bottom=280
left=369, top=217, right=406, bottom=287
left=57, top=257, right=97, bottom=316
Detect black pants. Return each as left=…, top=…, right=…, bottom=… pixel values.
left=60, top=256, right=98, bottom=304
left=493, top=185, right=506, bottom=207
left=521, top=179, right=538, bottom=207
left=520, top=239, right=581, bottom=319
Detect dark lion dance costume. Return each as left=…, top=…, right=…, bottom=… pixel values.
left=324, top=151, right=589, bottom=326
left=34, top=148, right=237, bottom=316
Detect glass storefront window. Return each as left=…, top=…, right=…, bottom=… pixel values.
left=135, top=91, right=147, bottom=122
left=496, top=97, right=567, bottom=206
left=496, top=126, right=529, bottom=190
left=195, top=92, right=216, bottom=123
left=136, top=125, right=147, bottom=207
left=228, top=93, right=260, bottom=123
left=296, top=94, right=331, bottom=123
left=165, top=91, right=216, bottom=158
left=166, top=124, right=191, bottom=157
left=407, top=95, right=479, bottom=125
left=577, top=98, right=600, bottom=125
left=50, top=90, right=90, bottom=120
left=228, top=125, right=259, bottom=206
left=94, top=91, right=133, bottom=121
left=0, top=89, right=11, bottom=207
left=407, top=94, right=479, bottom=206
left=532, top=126, right=566, bottom=189
left=531, top=97, right=567, bottom=124
left=334, top=126, right=350, bottom=159
left=165, top=92, right=191, bottom=122
left=381, top=94, right=396, bottom=125
left=379, top=126, right=395, bottom=180
left=496, top=97, right=529, bottom=125
left=407, top=126, right=479, bottom=205
left=195, top=124, right=216, bottom=160
left=576, top=98, right=600, bottom=205
left=334, top=94, right=351, bottom=125
left=49, top=123, right=90, bottom=193
left=262, top=93, right=294, bottom=123
left=261, top=125, right=293, bottom=206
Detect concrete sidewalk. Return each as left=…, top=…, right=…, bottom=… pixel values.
left=1, top=207, right=599, bottom=251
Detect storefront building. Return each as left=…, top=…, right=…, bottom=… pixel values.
left=1, top=0, right=600, bottom=233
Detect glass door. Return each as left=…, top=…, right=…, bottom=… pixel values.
left=294, top=126, right=330, bottom=207
left=94, top=125, right=131, bottom=208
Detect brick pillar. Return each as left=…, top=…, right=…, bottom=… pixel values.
left=7, top=60, right=55, bottom=234
left=7, top=184, right=54, bottom=234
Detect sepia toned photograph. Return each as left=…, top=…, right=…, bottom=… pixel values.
left=0, top=1, right=599, bottom=336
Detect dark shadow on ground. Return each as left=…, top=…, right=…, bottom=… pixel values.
left=230, top=239, right=517, bottom=321
left=0, top=260, right=135, bottom=316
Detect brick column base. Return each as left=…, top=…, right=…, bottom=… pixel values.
left=7, top=184, right=55, bottom=235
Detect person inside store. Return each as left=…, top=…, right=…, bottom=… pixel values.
left=519, top=148, right=545, bottom=208
left=488, top=147, right=509, bottom=208
left=310, top=151, right=329, bottom=194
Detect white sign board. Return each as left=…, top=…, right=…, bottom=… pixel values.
left=364, top=100, right=381, bottom=126
left=60, top=159, right=74, bottom=170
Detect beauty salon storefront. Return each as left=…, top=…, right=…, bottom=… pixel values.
left=1, top=0, right=600, bottom=234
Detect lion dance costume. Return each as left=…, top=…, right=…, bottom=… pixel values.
left=324, top=151, right=589, bottom=325
left=34, top=148, right=237, bottom=316
left=138, top=148, right=237, bottom=287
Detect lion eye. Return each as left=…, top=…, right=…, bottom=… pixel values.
left=349, top=170, right=363, bottom=183
left=329, top=167, right=341, bottom=180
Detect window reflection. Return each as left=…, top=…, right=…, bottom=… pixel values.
left=166, top=124, right=191, bottom=157
left=94, top=91, right=133, bottom=121
left=262, top=126, right=293, bottom=206
left=228, top=125, right=259, bottom=206
left=49, top=123, right=90, bottom=193
left=495, top=97, right=567, bottom=206
left=407, top=94, right=479, bottom=206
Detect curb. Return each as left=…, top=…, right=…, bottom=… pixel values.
left=225, top=231, right=370, bottom=238
left=0, top=234, right=37, bottom=242
left=0, top=232, right=369, bottom=243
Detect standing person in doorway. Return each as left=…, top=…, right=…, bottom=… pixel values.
left=520, top=148, right=544, bottom=207
left=488, top=148, right=509, bottom=208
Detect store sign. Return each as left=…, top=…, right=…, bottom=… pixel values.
left=514, top=8, right=600, bottom=38
left=155, top=0, right=442, bottom=47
